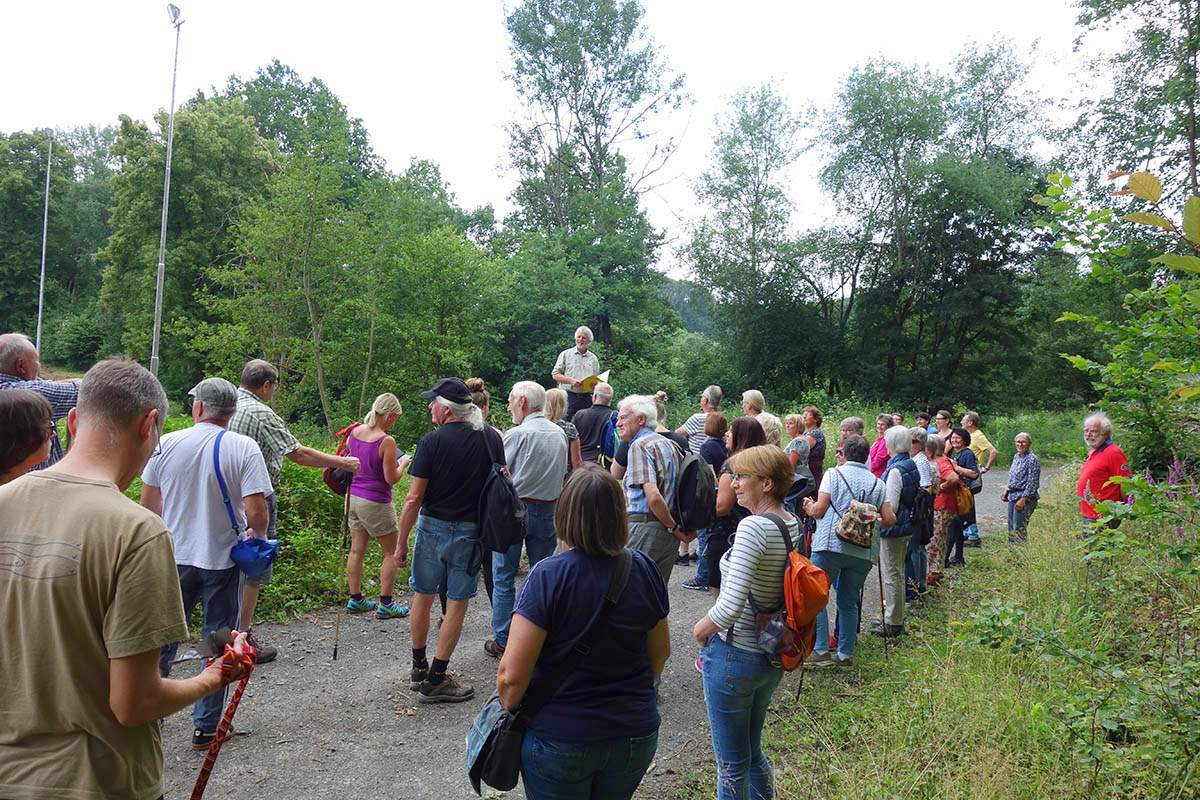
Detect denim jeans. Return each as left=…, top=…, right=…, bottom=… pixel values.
left=701, top=633, right=783, bottom=800
left=695, top=527, right=711, bottom=584
left=810, top=550, right=872, bottom=659
left=492, top=501, right=558, bottom=647
left=408, top=514, right=481, bottom=601
left=158, top=564, right=240, bottom=732
left=520, top=729, right=658, bottom=799
left=1007, top=496, right=1038, bottom=531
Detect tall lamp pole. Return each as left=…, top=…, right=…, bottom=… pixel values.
left=150, top=3, right=184, bottom=378
left=35, top=127, right=53, bottom=351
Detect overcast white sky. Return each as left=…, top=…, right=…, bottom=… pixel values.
left=3, top=0, right=1114, bottom=272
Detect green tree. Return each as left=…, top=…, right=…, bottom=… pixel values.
left=98, top=99, right=274, bottom=393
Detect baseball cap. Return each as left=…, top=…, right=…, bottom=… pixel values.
left=420, top=377, right=471, bottom=405
left=188, top=377, right=239, bottom=410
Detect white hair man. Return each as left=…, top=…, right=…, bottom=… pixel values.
left=484, top=380, right=568, bottom=659
left=0, top=358, right=251, bottom=797
left=551, top=325, right=601, bottom=421
left=617, top=394, right=691, bottom=581
left=676, top=385, right=722, bottom=455
left=227, top=358, right=361, bottom=662
left=139, top=376, right=271, bottom=751
left=0, top=332, right=80, bottom=470
left=1078, top=413, right=1130, bottom=530
left=573, top=381, right=615, bottom=463
left=399, top=377, right=504, bottom=704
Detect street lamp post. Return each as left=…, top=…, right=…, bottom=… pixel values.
left=35, top=127, right=53, bottom=352
left=150, top=3, right=184, bottom=378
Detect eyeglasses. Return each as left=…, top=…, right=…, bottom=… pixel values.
left=731, top=473, right=761, bottom=483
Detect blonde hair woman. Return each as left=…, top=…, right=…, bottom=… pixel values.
left=545, top=387, right=584, bottom=471
left=345, top=393, right=410, bottom=619
left=756, top=412, right=782, bottom=448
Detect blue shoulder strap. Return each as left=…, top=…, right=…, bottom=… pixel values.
left=212, top=430, right=239, bottom=531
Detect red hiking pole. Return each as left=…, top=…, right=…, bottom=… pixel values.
left=189, top=641, right=257, bottom=800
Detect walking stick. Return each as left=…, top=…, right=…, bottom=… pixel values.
left=333, top=481, right=352, bottom=661
left=190, top=642, right=257, bottom=800
left=877, top=560, right=888, bottom=657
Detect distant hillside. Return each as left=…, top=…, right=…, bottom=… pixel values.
left=660, top=277, right=718, bottom=338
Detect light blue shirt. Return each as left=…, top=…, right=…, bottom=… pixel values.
left=503, top=412, right=569, bottom=501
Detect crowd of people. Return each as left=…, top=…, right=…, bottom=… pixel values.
left=0, top=325, right=1134, bottom=800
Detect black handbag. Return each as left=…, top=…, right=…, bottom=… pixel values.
left=466, top=549, right=633, bottom=795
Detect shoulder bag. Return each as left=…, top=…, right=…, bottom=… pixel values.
left=467, top=549, right=633, bottom=796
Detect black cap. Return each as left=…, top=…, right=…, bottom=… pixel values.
left=420, top=377, right=471, bottom=405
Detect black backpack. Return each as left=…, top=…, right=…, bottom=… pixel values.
left=673, top=449, right=717, bottom=531
left=477, top=429, right=526, bottom=553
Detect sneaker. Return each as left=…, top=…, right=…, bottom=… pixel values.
left=695, top=656, right=702, bottom=674
left=965, top=539, right=982, bottom=548
left=375, top=601, right=409, bottom=619
left=409, top=664, right=428, bottom=691
left=192, top=726, right=233, bottom=751
left=675, top=554, right=692, bottom=566
left=804, top=650, right=836, bottom=667
left=834, top=654, right=854, bottom=667
left=246, top=631, right=277, bottom=665
left=681, top=576, right=710, bottom=591
left=346, top=597, right=376, bottom=614
left=418, top=673, right=475, bottom=703
left=483, top=638, right=505, bottom=659
left=690, top=552, right=699, bottom=562
left=871, top=623, right=905, bottom=638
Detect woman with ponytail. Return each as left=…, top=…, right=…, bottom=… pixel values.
left=344, top=393, right=411, bottom=619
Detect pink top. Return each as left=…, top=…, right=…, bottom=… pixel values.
left=869, top=436, right=889, bottom=478
left=347, top=433, right=391, bottom=504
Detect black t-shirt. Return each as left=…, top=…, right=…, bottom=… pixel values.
left=408, top=422, right=504, bottom=522
left=574, top=404, right=613, bottom=462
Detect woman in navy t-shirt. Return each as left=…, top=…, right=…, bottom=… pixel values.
left=495, top=465, right=670, bottom=800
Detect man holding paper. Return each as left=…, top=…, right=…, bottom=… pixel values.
left=551, top=325, right=602, bottom=421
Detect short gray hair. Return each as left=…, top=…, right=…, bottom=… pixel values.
left=884, top=425, right=911, bottom=455
left=436, top=395, right=485, bottom=430
left=910, top=426, right=927, bottom=447
left=0, top=333, right=35, bottom=373
left=575, top=326, right=593, bottom=342
left=702, top=385, right=722, bottom=408
left=511, top=381, right=546, bottom=412
left=1084, top=413, right=1113, bottom=438
left=78, top=358, right=168, bottom=432
left=593, top=382, right=613, bottom=404
left=1015, top=431, right=1032, bottom=443
left=840, top=417, right=865, bottom=435
left=240, top=359, right=279, bottom=390
left=876, top=413, right=895, bottom=429
left=620, top=395, right=658, bottom=429
left=963, top=410, right=982, bottom=428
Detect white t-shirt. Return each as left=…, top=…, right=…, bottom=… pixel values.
left=142, top=422, right=272, bottom=570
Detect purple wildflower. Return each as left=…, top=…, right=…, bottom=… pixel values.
left=1177, top=525, right=1185, bottom=541
left=1173, top=455, right=1184, bottom=480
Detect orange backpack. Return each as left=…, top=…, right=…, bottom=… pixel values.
left=748, top=513, right=831, bottom=671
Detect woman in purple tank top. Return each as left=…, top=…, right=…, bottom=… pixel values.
left=344, top=393, right=411, bottom=619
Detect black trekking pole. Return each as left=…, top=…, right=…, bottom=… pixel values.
left=333, top=479, right=352, bottom=661
left=877, top=561, right=888, bottom=657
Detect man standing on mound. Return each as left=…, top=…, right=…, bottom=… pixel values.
left=140, top=377, right=272, bottom=750
left=551, top=325, right=601, bottom=421
left=399, top=377, right=504, bottom=703
left=0, top=359, right=251, bottom=798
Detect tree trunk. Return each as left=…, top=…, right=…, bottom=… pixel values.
left=299, top=225, right=334, bottom=437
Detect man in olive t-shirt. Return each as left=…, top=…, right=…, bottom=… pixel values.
left=0, top=358, right=251, bottom=800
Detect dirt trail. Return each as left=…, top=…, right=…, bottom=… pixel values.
left=162, top=467, right=1057, bottom=799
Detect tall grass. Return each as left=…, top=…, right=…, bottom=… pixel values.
left=670, top=473, right=1168, bottom=798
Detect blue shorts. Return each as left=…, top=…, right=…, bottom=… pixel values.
left=408, top=514, right=481, bottom=602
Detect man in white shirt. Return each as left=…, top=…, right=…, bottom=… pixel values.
left=140, top=377, right=271, bottom=751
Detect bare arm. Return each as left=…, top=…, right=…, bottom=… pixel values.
left=984, top=447, right=998, bottom=471
left=610, top=460, right=626, bottom=480
left=646, top=617, right=670, bottom=682
left=569, top=438, right=583, bottom=470
left=643, top=481, right=678, bottom=533
left=803, top=490, right=832, bottom=520
left=496, top=613, right=547, bottom=711
left=109, top=632, right=250, bottom=727
left=551, top=372, right=581, bottom=388
left=788, top=450, right=801, bottom=468
left=878, top=501, right=897, bottom=528
left=715, top=472, right=735, bottom=516
left=286, top=445, right=360, bottom=475
left=139, top=483, right=163, bottom=516
left=395, top=477, right=428, bottom=566
left=244, top=493, right=269, bottom=539
left=380, top=436, right=408, bottom=485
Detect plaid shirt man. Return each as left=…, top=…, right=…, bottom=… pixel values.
left=228, top=388, right=301, bottom=486
left=623, top=427, right=680, bottom=515
left=0, top=374, right=78, bottom=469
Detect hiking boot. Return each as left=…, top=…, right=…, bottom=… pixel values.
left=674, top=554, right=692, bottom=566
left=871, top=623, right=905, bottom=638
left=375, top=601, right=409, bottom=619
left=346, top=597, right=376, bottom=614
left=409, top=664, right=428, bottom=691
left=681, top=576, right=710, bottom=591
left=246, top=631, right=277, bottom=665
left=418, top=673, right=475, bottom=703
left=192, top=726, right=234, bottom=751
left=833, top=654, right=854, bottom=667
left=483, top=639, right=505, bottom=659
left=965, top=539, right=982, bottom=548
left=804, top=650, right=836, bottom=667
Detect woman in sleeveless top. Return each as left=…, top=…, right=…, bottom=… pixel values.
left=345, top=393, right=411, bottom=619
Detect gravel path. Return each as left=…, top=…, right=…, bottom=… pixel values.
left=162, top=466, right=1058, bottom=799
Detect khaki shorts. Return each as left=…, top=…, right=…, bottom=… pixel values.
left=348, top=495, right=398, bottom=537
